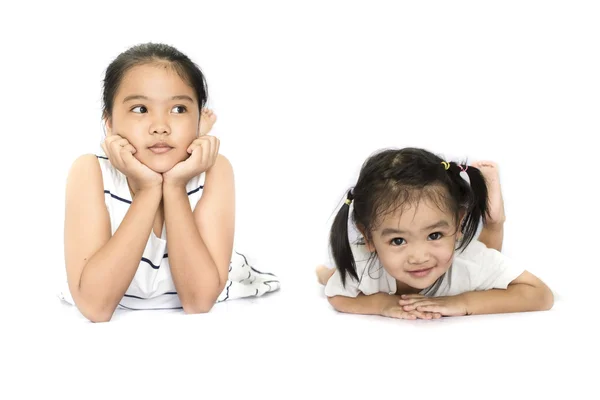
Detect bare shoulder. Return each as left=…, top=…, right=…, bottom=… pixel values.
left=67, top=154, right=102, bottom=186
left=65, top=153, right=106, bottom=220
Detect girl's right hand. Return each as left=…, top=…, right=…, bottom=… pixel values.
left=101, top=134, right=163, bottom=192
left=380, top=295, right=441, bottom=320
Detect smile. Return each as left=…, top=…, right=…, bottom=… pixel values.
left=407, top=267, right=434, bottom=278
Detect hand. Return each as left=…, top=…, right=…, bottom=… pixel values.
left=101, top=134, right=163, bottom=192
left=398, top=294, right=468, bottom=317
left=381, top=294, right=442, bottom=320
left=163, top=135, right=220, bottom=188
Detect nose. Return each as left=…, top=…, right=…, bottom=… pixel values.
left=149, top=113, right=171, bottom=135
left=407, top=243, right=430, bottom=265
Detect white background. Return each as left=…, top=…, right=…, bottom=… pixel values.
left=1, top=1, right=598, bottom=399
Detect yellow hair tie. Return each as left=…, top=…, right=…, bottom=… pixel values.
left=441, top=161, right=450, bottom=170
left=345, top=199, right=352, bottom=205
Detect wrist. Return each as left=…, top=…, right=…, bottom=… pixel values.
left=162, top=181, right=188, bottom=196
left=377, top=293, right=397, bottom=316
left=458, top=293, right=473, bottom=315
left=162, top=175, right=188, bottom=190
left=132, top=185, right=163, bottom=202
left=129, top=177, right=162, bottom=193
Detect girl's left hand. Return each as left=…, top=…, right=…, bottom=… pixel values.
left=163, top=135, right=220, bottom=187
left=398, top=294, right=468, bottom=317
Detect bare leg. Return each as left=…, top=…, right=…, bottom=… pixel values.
left=472, top=161, right=505, bottom=251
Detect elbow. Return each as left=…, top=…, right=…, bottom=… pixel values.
left=537, top=287, right=554, bottom=311
left=327, top=296, right=344, bottom=312
left=80, top=305, right=115, bottom=323
left=181, top=293, right=219, bottom=315
left=180, top=275, right=226, bottom=315
left=87, top=313, right=113, bottom=323
left=524, top=285, right=554, bottom=312
left=182, top=301, right=215, bottom=315
left=74, top=295, right=116, bottom=323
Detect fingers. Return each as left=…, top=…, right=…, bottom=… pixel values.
left=388, top=309, right=417, bottom=320
left=101, top=135, right=141, bottom=176
left=122, top=144, right=137, bottom=155
left=188, top=136, right=220, bottom=171
left=110, top=138, right=129, bottom=167
left=387, top=308, right=440, bottom=320
left=201, top=136, right=212, bottom=163
left=400, top=300, right=436, bottom=311
left=120, top=145, right=139, bottom=167
left=408, top=309, right=436, bottom=320
left=400, top=294, right=426, bottom=299
left=398, top=294, right=427, bottom=307
left=416, top=304, right=446, bottom=316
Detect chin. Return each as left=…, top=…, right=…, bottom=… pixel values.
left=143, top=158, right=178, bottom=174
left=407, top=271, right=446, bottom=290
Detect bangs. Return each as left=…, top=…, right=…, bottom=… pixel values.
left=367, top=183, right=459, bottom=233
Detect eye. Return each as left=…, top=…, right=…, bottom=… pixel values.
left=171, top=105, right=187, bottom=113
left=390, top=237, right=405, bottom=246
left=428, top=232, right=443, bottom=240
left=131, top=105, right=147, bottom=114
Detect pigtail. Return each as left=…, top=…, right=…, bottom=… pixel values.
left=329, top=189, right=358, bottom=287
left=447, top=163, right=489, bottom=250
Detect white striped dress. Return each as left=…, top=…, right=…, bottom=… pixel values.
left=59, top=155, right=280, bottom=310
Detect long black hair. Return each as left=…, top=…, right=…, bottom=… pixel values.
left=102, top=42, right=208, bottom=120
left=330, top=147, right=489, bottom=286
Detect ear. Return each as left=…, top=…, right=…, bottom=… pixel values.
left=456, top=209, right=466, bottom=239
left=103, top=114, right=113, bottom=136
left=364, top=240, right=376, bottom=253
left=356, top=223, right=376, bottom=252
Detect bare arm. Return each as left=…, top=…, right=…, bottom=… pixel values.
left=461, top=270, right=554, bottom=315
left=64, top=155, right=162, bottom=322
left=329, top=292, right=438, bottom=320
left=477, top=222, right=504, bottom=252
left=163, top=155, right=234, bottom=313
left=330, top=292, right=405, bottom=316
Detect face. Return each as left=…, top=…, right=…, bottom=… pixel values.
left=366, top=199, right=461, bottom=292
left=105, top=63, right=200, bottom=173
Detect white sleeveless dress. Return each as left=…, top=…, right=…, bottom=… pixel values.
left=58, top=155, right=280, bottom=310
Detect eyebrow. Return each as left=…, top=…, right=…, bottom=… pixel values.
left=380, top=220, right=450, bottom=236
left=122, top=95, right=195, bottom=103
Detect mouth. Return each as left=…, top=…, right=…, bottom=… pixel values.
left=148, top=143, right=173, bottom=154
left=406, top=267, right=434, bottom=278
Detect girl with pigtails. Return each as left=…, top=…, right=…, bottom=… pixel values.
left=317, top=147, right=553, bottom=319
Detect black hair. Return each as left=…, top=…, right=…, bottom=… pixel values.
left=330, top=147, right=489, bottom=286
left=102, top=42, right=208, bottom=119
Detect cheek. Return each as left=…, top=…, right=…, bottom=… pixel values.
left=374, top=246, right=406, bottom=273
left=111, top=115, right=144, bottom=137
left=432, top=242, right=455, bottom=266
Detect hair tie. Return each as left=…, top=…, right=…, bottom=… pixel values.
left=345, top=189, right=354, bottom=205
left=441, top=161, right=450, bottom=170
left=458, top=164, right=468, bottom=173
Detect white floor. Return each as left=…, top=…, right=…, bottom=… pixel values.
left=3, top=273, right=594, bottom=400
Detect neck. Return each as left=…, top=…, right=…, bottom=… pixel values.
left=395, top=280, right=422, bottom=295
